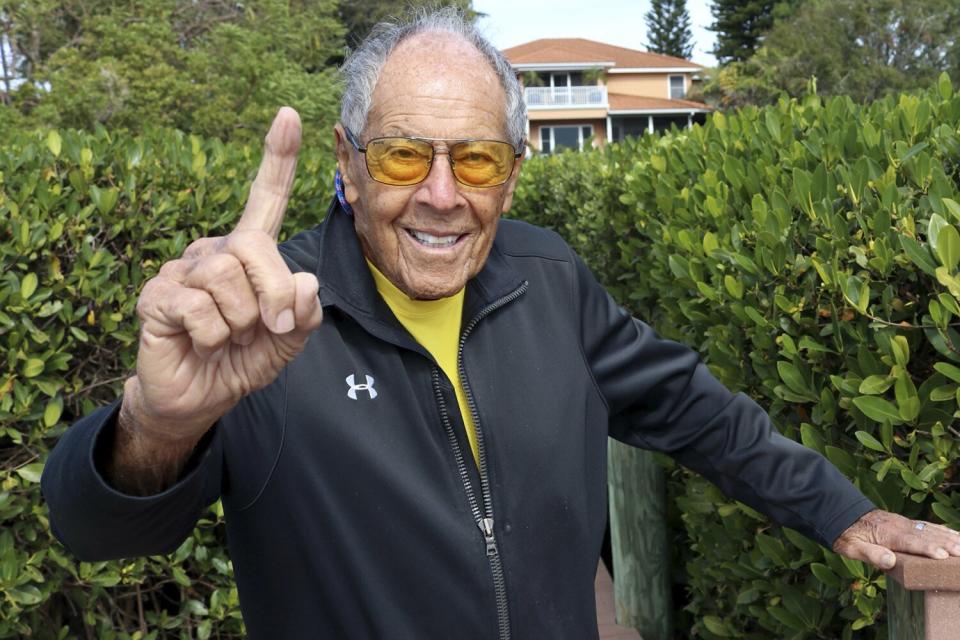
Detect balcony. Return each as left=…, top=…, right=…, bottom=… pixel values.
left=524, top=85, right=608, bottom=108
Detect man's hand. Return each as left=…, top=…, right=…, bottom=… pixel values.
left=107, top=107, right=323, bottom=494
left=832, top=509, right=960, bottom=570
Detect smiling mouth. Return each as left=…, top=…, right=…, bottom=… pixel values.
left=406, top=229, right=464, bottom=248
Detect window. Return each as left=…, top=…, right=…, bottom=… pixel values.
left=540, top=125, right=593, bottom=153
left=669, top=75, right=686, bottom=99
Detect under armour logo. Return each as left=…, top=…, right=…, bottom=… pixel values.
left=346, top=374, right=377, bottom=400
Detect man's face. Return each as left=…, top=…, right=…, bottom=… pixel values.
left=335, top=33, right=522, bottom=300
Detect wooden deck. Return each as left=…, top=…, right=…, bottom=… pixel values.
left=595, top=562, right=643, bottom=640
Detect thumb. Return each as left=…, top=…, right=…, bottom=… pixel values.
left=839, top=539, right=897, bottom=570
left=235, top=107, right=302, bottom=239
left=271, top=271, right=323, bottom=355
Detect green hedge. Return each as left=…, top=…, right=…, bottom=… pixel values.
left=512, top=75, right=960, bottom=639
left=1, top=126, right=335, bottom=638
left=4, top=76, right=960, bottom=638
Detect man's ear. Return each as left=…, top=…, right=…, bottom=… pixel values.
left=499, top=148, right=525, bottom=214
left=333, top=123, right=360, bottom=203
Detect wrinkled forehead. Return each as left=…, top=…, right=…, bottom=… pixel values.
left=365, top=32, right=508, bottom=140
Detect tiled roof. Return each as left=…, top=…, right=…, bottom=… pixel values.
left=503, top=38, right=700, bottom=69
left=608, top=93, right=710, bottom=111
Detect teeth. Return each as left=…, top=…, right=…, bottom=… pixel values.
left=409, top=229, right=459, bottom=247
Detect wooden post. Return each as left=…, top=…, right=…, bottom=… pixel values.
left=886, top=553, right=960, bottom=639
left=607, top=439, right=671, bottom=639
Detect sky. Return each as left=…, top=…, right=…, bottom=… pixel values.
left=473, top=0, right=718, bottom=67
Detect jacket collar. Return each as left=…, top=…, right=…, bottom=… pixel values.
left=315, top=197, right=526, bottom=338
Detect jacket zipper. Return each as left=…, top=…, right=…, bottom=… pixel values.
left=430, top=281, right=528, bottom=640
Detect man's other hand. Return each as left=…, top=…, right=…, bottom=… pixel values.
left=832, top=509, right=960, bottom=570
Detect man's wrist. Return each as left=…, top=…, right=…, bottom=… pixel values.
left=104, top=377, right=215, bottom=496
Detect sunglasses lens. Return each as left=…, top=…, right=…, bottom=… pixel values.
left=366, top=138, right=434, bottom=185
left=363, top=137, right=516, bottom=187
left=451, top=141, right=516, bottom=187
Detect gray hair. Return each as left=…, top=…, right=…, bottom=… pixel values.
left=338, top=6, right=526, bottom=149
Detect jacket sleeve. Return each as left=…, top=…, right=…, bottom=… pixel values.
left=574, top=253, right=874, bottom=547
left=41, top=400, right=223, bottom=561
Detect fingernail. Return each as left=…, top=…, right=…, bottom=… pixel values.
left=882, top=553, right=896, bottom=568
left=936, top=548, right=948, bottom=559
left=274, top=309, right=295, bottom=334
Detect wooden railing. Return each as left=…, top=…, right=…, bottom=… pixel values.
left=886, top=553, right=960, bottom=639
left=608, top=444, right=960, bottom=639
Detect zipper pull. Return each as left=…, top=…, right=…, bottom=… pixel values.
left=479, top=517, right=498, bottom=556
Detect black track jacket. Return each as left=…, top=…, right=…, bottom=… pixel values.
left=43, top=200, right=875, bottom=639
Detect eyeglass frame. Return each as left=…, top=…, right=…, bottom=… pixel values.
left=342, top=126, right=523, bottom=188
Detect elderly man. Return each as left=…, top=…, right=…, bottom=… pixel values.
left=43, top=8, right=960, bottom=640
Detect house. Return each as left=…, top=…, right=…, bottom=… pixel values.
left=502, top=38, right=711, bottom=154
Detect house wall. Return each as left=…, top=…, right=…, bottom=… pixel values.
left=527, top=108, right=607, bottom=121
left=527, top=119, right=608, bottom=153
left=605, top=73, right=690, bottom=99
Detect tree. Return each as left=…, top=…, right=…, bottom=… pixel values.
left=705, top=0, right=960, bottom=107
left=644, top=0, right=694, bottom=60
left=710, top=0, right=799, bottom=65
left=1, top=0, right=345, bottom=149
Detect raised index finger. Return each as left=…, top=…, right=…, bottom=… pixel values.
left=234, top=107, right=302, bottom=239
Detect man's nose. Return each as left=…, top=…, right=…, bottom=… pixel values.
left=416, top=151, right=459, bottom=210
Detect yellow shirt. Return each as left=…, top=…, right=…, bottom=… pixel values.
left=366, top=260, right=480, bottom=464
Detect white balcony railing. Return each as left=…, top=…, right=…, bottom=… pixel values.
left=524, top=85, right=608, bottom=108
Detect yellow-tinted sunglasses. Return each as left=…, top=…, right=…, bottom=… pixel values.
left=344, top=127, right=521, bottom=188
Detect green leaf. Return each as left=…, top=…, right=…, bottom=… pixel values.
left=840, top=555, right=865, bottom=579
left=854, top=431, right=885, bottom=452
left=858, top=375, right=893, bottom=395
left=46, top=130, right=62, bottom=157
left=929, top=214, right=948, bottom=254
left=852, top=396, right=904, bottom=425
left=20, top=272, right=38, bottom=300
left=777, top=361, right=810, bottom=396
left=939, top=72, right=954, bottom=100
left=943, top=198, right=960, bottom=223
left=97, top=187, right=119, bottom=215
left=851, top=617, right=873, bottom=631
left=931, top=502, right=960, bottom=528
left=939, top=293, right=960, bottom=316
left=936, top=223, right=960, bottom=270
left=894, top=372, right=920, bottom=421
left=172, top=565, right=192, bottom=587
left=900, top=468, right=926, bottom=490
left=900, top=234, right=938, bottom=276
left=768, top=605, right=806, bottom=631
left=756, top=533, right=788, bottom=567
left=736, top=588, right=761, bottom=605
left=929, top=384, right=957, bottom=402
left=891, top=335, right=910, bottom=366
left=703, top=232, right=719, bottom=254
left=16, top=462, right=44, bottom=484
left=22, top=358, right=44, bottom=378
left=723, top=275, right=743, bottom=299
left=43, top=396, right=63, bottom=427
left=799, top=423, right=824, bottom=453
left=842, top=275, right=869, bottom=314
left=934, top=362, right=960, bottom=383
left=702, top=615, right=734, bottom=636
left=9, top=585, right=43, bottom=605
left=900, top=142, right=929, bottom=163
left=810, top=562, right=841, bottom=588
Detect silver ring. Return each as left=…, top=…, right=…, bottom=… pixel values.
left=915, top=521, right=926, bottom=531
